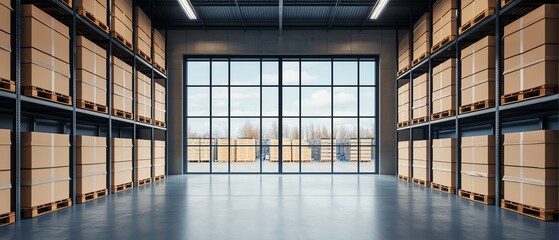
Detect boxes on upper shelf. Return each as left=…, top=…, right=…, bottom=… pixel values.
left=0, top=0, right=11, bottom=85
left=0, top=129, right=11, bottom=214
left=460, top=35, right=495, bottom=111
left=413, top=13, right=430, bottom=64
left=398, top=83, right=410, bottom=126
left=432, top=0, right=457, bottom=51
left=111, top=0, right=133, bottom=48
left=412, top=74, right=429, bottom=121
left=431, top=59, right=456, bottom=118
left=136, top=71, right=152, bottom=122
left=135, top=6, right=152, bottom=62
left=153, top=29, right=166, bottom=73
left=77, top=36, right=107, bottom=109
left=460, top=0, right=496, bottom=34
left=398, top=32, right=411, bottom=74
left=76, top=136, right=107, bottom=197
left=154, top=82, right=166, bottom=127
left=76, top=0, right=108, bottom=32
left=112, top=56, right=133, bottom=116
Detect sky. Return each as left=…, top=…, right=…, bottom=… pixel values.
left=186, top=60, right=376, bottom=140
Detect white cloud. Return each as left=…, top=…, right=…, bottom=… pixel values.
left=262, top=73, right=278, bottom=84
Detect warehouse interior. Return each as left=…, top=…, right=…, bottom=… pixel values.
left=0, top=0, right=558, bottom=238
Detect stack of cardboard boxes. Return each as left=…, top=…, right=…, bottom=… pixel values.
left=135, top=139, right=152, bottom=183
left=503, top=4, right=558, bottom=103
left=431, top=138, right=456, bottom=190
left=111, top=0, right=133, bottom=48
left=318, top=139, right=336, bottom=162
left=77, top=36, right=107, bottom=111
left=153, top=30, right=166, bottom=73
left=153, top=140, right=165, bottom=179
left=431, top=59, right=455, bottom=118
left=135, top=7, right=152, bottom=62
left=111, top=138, right=133, bottom=191
left=76, top=0, right=107, bottom=32
left=199, top=139, right=212, bottom=162
left=21, top=5, right=70, bottom=101
left=460, top=135, right=495, bottom=201
left=112, top=56, right=133, bottom=118
left=398, top=83, right=410, bottom=126
left=217, top=139, right=235, bottom=163
left=349, top=139, right=373, bottom=162
left=432, top=0, right=457, bottom=51
left=398, top=141, right=411, bottom=180
left=460, top=0, right=495, bottom=34
left=154, top=83, right=166, bottom=127
left=412, top=140, right=429, bottom=184
left=413, top=13, right=430, bottom=64
left=291, top=139, right=312, bottom=162
left=21, top=132, right=71, bottom=210
left=187, top=139, right=201, bottom=162
left=460, top=36, right=495, bottom=112
left=412, top=74, right=429, bottom=123
left=0, top=0, right=12, bottom=91
left=0, top=129, right=11, bottom=217
left=136, top=71, right=152, bottom=123
left=236, top=139, right=256, bottom=162
left=398, top=32, right=410, bottom=74
left=269, top=139, right=292, bottom=162
left=76, top=136, right=107, bottom=202
left=503, top=130, right=558, bottom=211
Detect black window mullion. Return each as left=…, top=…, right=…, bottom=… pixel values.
left=330, top=59, right=334, bottom=173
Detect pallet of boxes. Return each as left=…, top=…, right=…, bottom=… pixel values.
left=431, top=59, right=456, bottom=120
left=397, top=141, right=411, bottom=182
left=459, top=36, right=495, bottom=114
left=397, top=82, right=410, bottom=128
left=431, top=138, right=456, bottom=194
left=21, top=132, right=72, bottom=218
left=459, top=135, right=496, bottom=205
left=412, top=13, right=430, bottom=65
left=76, top=136, right=108, bottom=204
left=397, top=32, right=411, bottom=75
left=412, top=74, right=429, bottom=125
left=136, top=7, right=151, bottom=63
left=21, top=5, right=71, bottom=105
left=153, top=140, right=165, bottom=181
left=501, top=4, right=558, bottom=105
left=136, top=72, right=152, bottom=124
left=349, top=139, right=373, bottom=162
left=236, top=139, right=256, bottom=162
left=217, top=139, right=234, bottom=163
left=0, top=0, right=14, bottom=93
left=412, top=140, right=429, bottom=186
left=502, top=130, right=558, bottom=221
left=431, top=0, right=457, bottom=52
left=111, top=0, right=133, bottom=49
left=112, top=56, right=133, bottom=119
left=269, top=139, right=292, bottom=162
left=77, top=36, right=108, bottom=114
left=112, top=138, right=133, bottom=193
left=135, top=139, right=152, bottom=186
left=153, top=29, right=166, bottom=74
left=75, top=0, right=108, bottom=33
left=0, top=129, right=14, bottom=226
left=292, top=140, right=312, bottom=162
left=154, top=82, right=166, bottom=127
left=459, top=0, right=496, bottom=35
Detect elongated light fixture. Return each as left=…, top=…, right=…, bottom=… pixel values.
left=178, top=0, right=197, bottom=20
left=370, top=0, right=389, bottom=20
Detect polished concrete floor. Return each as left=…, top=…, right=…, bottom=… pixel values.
left=0, top=175, right=558, bottom=239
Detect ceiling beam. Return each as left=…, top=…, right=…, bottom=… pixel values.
left=233, top=0, right=246, bottom=31
left=279, top=0, right=283, bottom=34
left=327, top=0, right=341, bottom=30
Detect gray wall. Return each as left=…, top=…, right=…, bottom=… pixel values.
left=167, top=29, right=396, bottom=175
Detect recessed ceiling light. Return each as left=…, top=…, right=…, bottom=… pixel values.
left=178, top=0, right=197, bottom=20
left=370, top=0, right=389, bottom=20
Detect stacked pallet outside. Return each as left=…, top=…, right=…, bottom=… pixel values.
left=397, top=32, right=411, bottom=75
left=76, top=135, right=107, bottom=203
left=187, top=139, right=214, bottom=162
left=76, top=0, right=108, bottom=33
left=135, top=6, right=152, bottom=62
left=460, top=36, right=496, bottom=114
left=431, top=138, right=456, bottom=194
left=412, top=140, right=430, bottom=186
left=431, top=0, right=457, bottom=52
left=21, top=5, right=71, bottom=105
left=0, top=0, right=13, bottom=93
left=431, top=59, right=456, bottom=120
left=0, top=129, right=12, bottom=224
left=502, top=4, right=559, bottom=105
left=314, top=139, right=336, bottom=162
left=135, top=139, right=152, bottom=186
left=111, top=0, right=133, bottom=49
left=235, top=139, right=256, bottom=162
left=398, top=141, right=411, bottom=181
left=112, top=56, right=133, bottom=119
left=459, top=0, right=496, bottom=35
left=412, top=73, right=429, bottom=124
left=153, top=140, right=165, bottom=180
left=21, top=132, right=71, bottom=218
left=154, top=82, right=166, bottom=127
left=397, top=82, right=410, bottom=127
left=111, top=138, right=133, bottom=193
left=216, top=139, right=235, bottom=163
left=460, top=135, right=496, bottom=205
left=77, top=36, right=108, bottom=113
left=269, top=139, right=292, bottom=162
left=291, top=139, right=312, bottom=162
left=348, top=139, right=373, bottom=162
left=412, top=13, right=430, bottom=65
left=153, top=29, right=166, bottom=73
left=136, top=71, right=152, bottom=124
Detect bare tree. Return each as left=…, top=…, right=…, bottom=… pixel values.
left=239, top=120, right=259, bottom=138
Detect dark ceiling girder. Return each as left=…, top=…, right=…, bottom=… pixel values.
left=327, top=0, right=341, bottom=30
left=233, top=0, right=246, bottom=31
left=279, top=0, right=283, bottom=33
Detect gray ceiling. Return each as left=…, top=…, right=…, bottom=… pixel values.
left=138, top=0, right=430, bottom=30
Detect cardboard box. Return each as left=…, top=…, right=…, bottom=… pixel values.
left=21, top=167, right=70, bottom=207
left=461, top=80, right=495, bottom=105
left=0, top=42, right=10, bottom=82
left=135, top=139, right=151, bottom=161
left=76, top=163, right=106, bottom=195
left=0, top=173, right=9, bottom=214
left=433, top=9, right=457, bottom=45
left=77, top=135, right=106, bottom=165
left=77, top=80, right=107, bottom=104
left=432, top=161, right=456, bottom=187
left=503, top=44, right=558, bottom=95
left=112, top=56, right=133, bottom=88
left=398, top=32, right=411, bottom=71
left=461, top=36, right=495, bottom=78
left=21, top=5, right=69, bottom=63
left=0, top=0, right=11, bottom=35
left=21, top=47, right=70, bottom=95
left=77, top=36, right=107, bottom=79
left=413, top=159, right=429, bottom=181
left=461, top=135, right=495, bottom=164
left=111, top=0, right=133, bottom=43
left=153, top=164, right=165, bottom=177
left=433, top=0, right=457, bottom=21
left=21, top=132, right=70, bottom=169
left=112, top=164, right=132, bottom=186
left=413, top=140, right=429, bottom=161
left=412, top=74, right=429, bottom=100
left=503, top=130, right=558, bottom=168
left=76, top=0, right=107, bottom=26
left=432, top=94, right=455, bottom=113
left=461, top=163, right=495, bottom=195
left=413, top=13, right=430, bottom=59
left=432, top=138, right=455, bottom=163
left=503, top=166, right=558, bottom=208
left=135, top=7, right=151, bottom=57
left=0, top=129, right=10, bottom=171
left=398, top=159, right=411, bottom=177
left=135, top=165, right=151, bottom=180
left=461, top=0, right=495, bottom=26
left=112, top=138, right=133, bottom=162
left=432, top=59, right=456, bottom=91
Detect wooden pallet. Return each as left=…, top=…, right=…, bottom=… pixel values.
left=136, top=115, right=152, bottom=124
left=111, top=182, right=133, bottom=193
left=136, top=178, right=152, bottom=187
left=431, top=109, right=455, bottom=120
left=136, top=48, right=152, bottom=63
left=397, top=121, right=410, bottom=128
left=459, top=8, right=496, bottom=35
left=459, top=100, right=495, bottom=114
left=412, top=52, right=429, bottom=66
left=501, top=85, right=558, bottom=105
left=112, top=108, right=133, bottom=120
left=154, top=63, right=166, bottom=74
left=154, top=120, right=166, bottom=128
left=77, top=189, right=108, bottom=204
left=458, top=189, right=495, bottom=205
left=397, top=65, right=411, bottom=76
left=111, top=31, right=133, bottom=50
left=77, top=99, right=108, bottom=114
left=431, top=35, right=455, bottom=53
left=0, top=212, right=15, bottom=227
left=412, top=116, right=428, bottom=125
left=23, top=86, right=72, bottom=105
left=77, top=7, right=109, bottom=33
left=154, top=175, right=166, bottom=181
left=22, top=198, right=72, bottom=218
left=0, top=78, right=15, bottom=93
left=412, top=178, right=429, bottom=187
left=398, top=175, right=410, bottom=182
left=501, top=0, right=514, bottom=8
left=431, top=182, right=455, bottom=194
left=59, top=0, right=72, bottom=8
left=501, top=199, right=558, bottom=221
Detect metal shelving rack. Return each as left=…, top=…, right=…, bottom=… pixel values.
left=395, top=0, right=559, bottom=206
left=1, top=0, right=168, bottom=221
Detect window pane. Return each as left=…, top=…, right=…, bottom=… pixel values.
left=360, top=87, right=376, bottom=116
left=333, top=87, right=357, bottom=116
left=301, top=118, right=331, bottom=173
left=231, top=87, right=260, bottom=116
left=360, top=61, right=376, bottom=85
left=231, top=61, right=260, bottom=85
left=301, top=61, right=331, bottom=85
left=212, top=61, right=228, bottom=85
left=301, top=87, right=331, bottom=116
left=262, top=87, right=278, bottom=116
left=282, top=87, right=299, bottom=116
left=333, top=118, right=358, bottom=173
left=212, top=87, right=228, bottom=116
left=187, top=118, right=210, bottom=139
left=282, top=61, right=299, bottom=85
left=333, top=61, right=357, bottom=85
left=187, top=61, right=210, bottom=85
left=262, top=61, right=279, bottom=85
left=187, top=87, right=209, bottom=116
